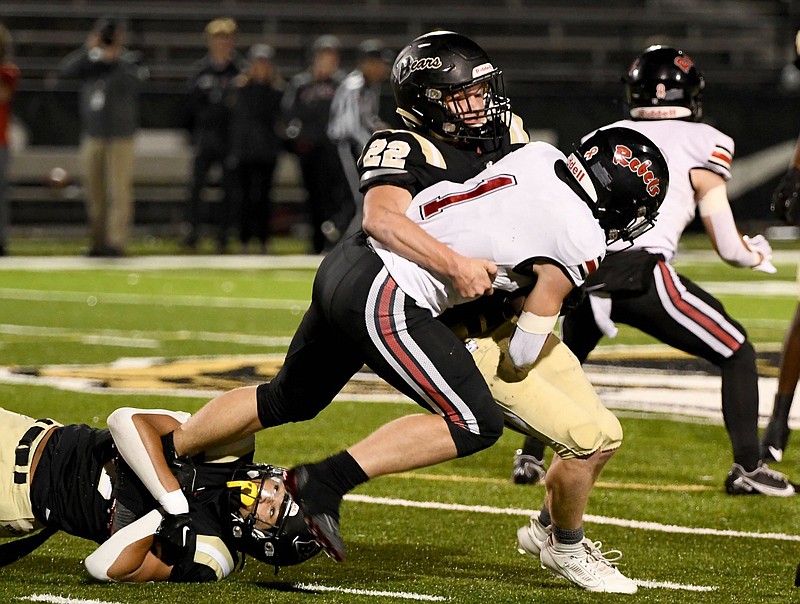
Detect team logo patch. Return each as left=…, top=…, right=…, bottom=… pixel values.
left=674, top=55, right=694, bottom=74
left=612, top=145, right=661, bottom=197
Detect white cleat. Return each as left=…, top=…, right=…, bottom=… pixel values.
left=516, top=516, right=548, bottom=558
left=539, top=535, right=638, bottom=594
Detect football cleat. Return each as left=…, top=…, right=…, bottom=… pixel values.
left=284, top=466, right=347, bottom=562
left=517, top=515, right=549, bottom=558
left=539, top=534, right=638, bottom=594
left=761, top=418, right=790, bottom=463
left=512, top=449, right=547, bottom=485
left=724, top=462, right=795, bottom=497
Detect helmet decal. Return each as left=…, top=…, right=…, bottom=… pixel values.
left=410, top=56, right=443, bottom=72
left=674, top=55, right=694, bottom=74
left=612, top=145, right=662, bottom=197
left=472, top=62, right=495, bottom=78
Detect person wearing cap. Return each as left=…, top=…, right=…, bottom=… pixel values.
left=184, top=18, right=245, bottom=253
left=327, top=38, right=393, bottom=240
left=281, top=35, right=352, bottom=254
left=57, top=16, right=147, bottom=258
left=228, top=44, right=284, bottom=254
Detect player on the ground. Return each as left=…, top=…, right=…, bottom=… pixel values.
left=512, top=45, right=796, bottom=498
left=0, top=406, right=319, bottom=581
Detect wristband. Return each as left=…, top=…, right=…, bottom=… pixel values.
left=516, top=310, right=558, bottom=335
left=158, top=489, right=189, bottom=515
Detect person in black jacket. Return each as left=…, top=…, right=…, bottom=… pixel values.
left=228, top=44, right=283, bottom=254
left=184, top=18, right=244, bottom=253
left=281, top=35, right=353, bottom=254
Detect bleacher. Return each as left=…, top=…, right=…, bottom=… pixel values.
left=0, top=0, right=797, bottom=228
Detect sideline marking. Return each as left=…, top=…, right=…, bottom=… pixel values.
left=18, top=595, right=122, bottom=604
left=293, top=583, right=446, bottom=601
left=345, top=494, right=800, bottom=542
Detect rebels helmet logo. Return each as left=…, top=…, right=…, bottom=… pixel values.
left=613, top=145, right=662, bottom=197
left=674, top=55, right=694, bottom=74
left=409, top=56, right=443, bottom=72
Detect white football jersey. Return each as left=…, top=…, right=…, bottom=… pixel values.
left=599, top=119, right=734, bottom=260
left=370, top=142, right=606, bottom=315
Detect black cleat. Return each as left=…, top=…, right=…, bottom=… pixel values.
left=284, top=466, right=346, bottom=562
left=724, top=462, right=795, bottom=497
left=511, top=449, right=547, bottom=485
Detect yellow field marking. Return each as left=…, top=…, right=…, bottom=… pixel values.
left=393, top=471, right=715, bottom=492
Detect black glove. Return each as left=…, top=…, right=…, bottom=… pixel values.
left=154, top=512, right=194, bottom=566
left=772, top=167, right=800, bottom=226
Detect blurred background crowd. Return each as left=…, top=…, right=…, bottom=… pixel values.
left=0, top=0, right=798, bottom=256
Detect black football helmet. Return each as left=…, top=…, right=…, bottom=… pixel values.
left=391, top=31, right=511, bottom=148
left=226, top=463, right=321, bottom=570
left=623, top=45, right=704, bottom=121
left=566, top=127, right=669, bottom=244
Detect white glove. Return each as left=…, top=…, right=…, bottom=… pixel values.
left=743, top=234, right=777, bottom=273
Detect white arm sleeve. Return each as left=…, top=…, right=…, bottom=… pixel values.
left=698, top=185, right=760, bottom=268
left=106, top=408, right=191, bottom=514
left=84, top=509, right=162, bottom=581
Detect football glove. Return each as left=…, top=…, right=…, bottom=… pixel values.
left=154, top=512, right=194, bottom=566
left=743, top=234, right=777, bottom=273
left=771, top=167, right=800, bottom=226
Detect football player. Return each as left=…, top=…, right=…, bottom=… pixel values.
left=168, top=124, right=666, bottom=595
left=0, top=406, right=320, bottom=581
left=514, top=45, right=796, bottom=497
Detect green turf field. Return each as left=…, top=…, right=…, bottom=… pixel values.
left=1, top=244, right=799, bottom=603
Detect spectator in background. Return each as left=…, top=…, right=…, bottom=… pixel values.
left=184, top=18, right=243, bottom=253
left=281, top=35, right=351, bottom=254
left=58, top=16, right=146, bottom=257
left=0, top=23, right=19, bottom=257
left=228, top=44, right=283, bottom=254
left=327, top=38, right=393, bottom=240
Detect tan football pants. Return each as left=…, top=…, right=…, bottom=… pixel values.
left=470, top=333, right=622, bottom=459
left=0, top=407, right=61, bottom=536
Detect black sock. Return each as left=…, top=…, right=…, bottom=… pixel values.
left=299, top=451, right=369, bottom=521
left=319, top=450, right=369, bottom=496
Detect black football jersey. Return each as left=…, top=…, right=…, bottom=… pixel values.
left=357, top=114, right=529, bottom=197
left=30, top=425, right=244, bottom=582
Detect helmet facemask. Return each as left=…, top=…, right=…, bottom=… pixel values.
left=424, top=72, right=511, bottom=147
left=226, top=464, right=321, bottom=572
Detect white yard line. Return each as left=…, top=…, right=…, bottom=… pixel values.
left=345, top=494, right=800, bottom=543
left=18, top=595, right=123, bottom=604
left=293, top=583, right=446, bottom=601
left=0, top=288, right=310, bottom=310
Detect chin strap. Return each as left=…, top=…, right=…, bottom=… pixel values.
left=0, top=527, right=57, bottom=568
